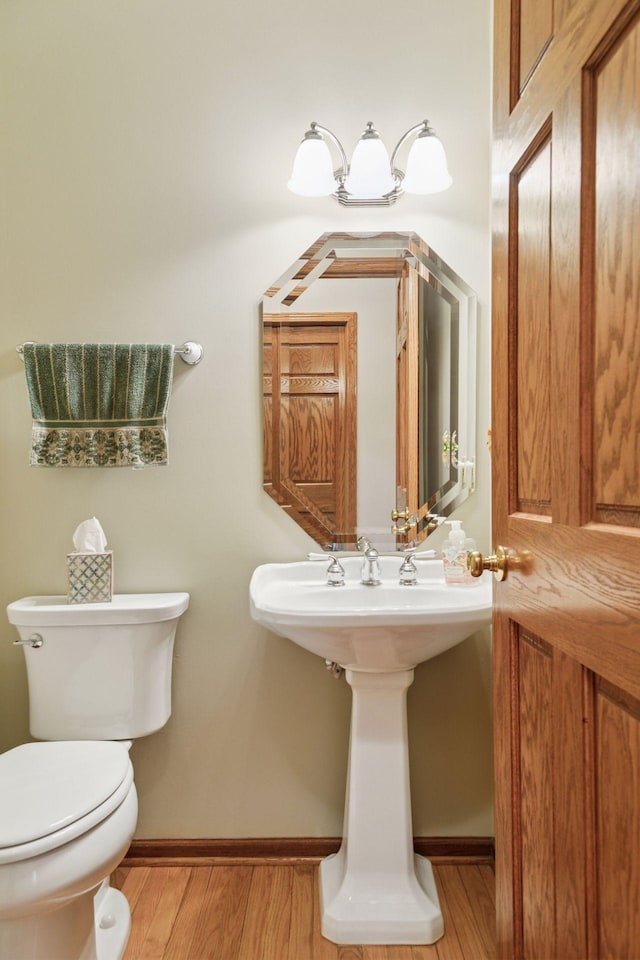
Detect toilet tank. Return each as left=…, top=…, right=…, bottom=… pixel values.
left=6, top=593, right=189, bottom=741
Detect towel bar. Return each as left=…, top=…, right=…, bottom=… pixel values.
left=15, top=341, right=204, bottom=365
left=173, top=341, right=204, bottom=364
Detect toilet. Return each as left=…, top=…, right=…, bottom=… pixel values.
left=0, top=592, right=189, bottom=960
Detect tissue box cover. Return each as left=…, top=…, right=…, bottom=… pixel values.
left=67, top=551, right=113, bottom=603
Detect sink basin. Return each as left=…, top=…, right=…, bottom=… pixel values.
left=249, top=556, right=492, bottom=671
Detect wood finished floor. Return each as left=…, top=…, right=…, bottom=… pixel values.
left=112, top=861, right=496, bottom=960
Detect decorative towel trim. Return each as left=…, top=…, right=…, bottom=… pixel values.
left=23, top=343, right=174, bottom=468
left=30, top=425, right=168, bottom=467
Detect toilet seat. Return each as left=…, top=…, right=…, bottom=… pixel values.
left=0, top=741, right=133, bottom=866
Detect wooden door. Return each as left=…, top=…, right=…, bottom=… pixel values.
left=264, top=313, right=357, bottom=543
left=493, top=1, right=640, bottom=957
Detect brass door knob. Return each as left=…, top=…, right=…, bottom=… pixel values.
left=393, top=522, right=412, bottom=534
left=391, top=507, right=416, bottom=534
left=468, top=545, right=509, bottom=581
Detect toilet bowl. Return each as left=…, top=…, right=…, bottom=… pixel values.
left=2, top=593, right=189, bottom=960
left=0, top=741, right=137, bottom=960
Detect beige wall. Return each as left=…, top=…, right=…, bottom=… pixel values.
left=0, top=0, right=493, bottom=838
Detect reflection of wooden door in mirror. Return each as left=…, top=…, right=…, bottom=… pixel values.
left=264, top=314, right=357, bottom=544
left=396, top=264, right=419, bottom=540
left=396, top=249, right=461, bottom=546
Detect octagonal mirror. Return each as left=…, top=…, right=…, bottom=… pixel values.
left=262, top=231, right=477, bottom=550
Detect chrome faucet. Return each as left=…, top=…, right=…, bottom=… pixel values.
left=357, top=537, right=382, bottom=586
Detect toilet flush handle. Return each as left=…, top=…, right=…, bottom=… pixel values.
left=13, top=633, right=44, bottom=648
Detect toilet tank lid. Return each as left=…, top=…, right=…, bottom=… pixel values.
left=0, top=741, right=131, bottom=848
left=6, top=592, right=190, bottom=626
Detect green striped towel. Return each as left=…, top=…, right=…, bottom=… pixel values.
left=23, top=343, right=175, bottom=467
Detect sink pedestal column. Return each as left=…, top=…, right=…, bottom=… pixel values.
left=319, top=667, right=444, bottom=945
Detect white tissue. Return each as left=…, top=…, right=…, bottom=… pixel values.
left=72, top=517, right=108, bottom=553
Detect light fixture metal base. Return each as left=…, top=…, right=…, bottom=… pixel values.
left=334, top=186, right=403, bottom=207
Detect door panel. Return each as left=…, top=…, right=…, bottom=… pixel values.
left=493, top=0, right=640, bottom=956
left=514, top=136, right=552, bottom=515
left=592, top=16, right=640, bottom=523
left=596, top=684, right=640, bottom=954
left=517, top=0, right=553, bottom=96
left=517, top=632, right=555, bottom=960
left=263, top=314, right=357, bottom=543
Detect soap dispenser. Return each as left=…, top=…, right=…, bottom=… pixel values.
left=442, top=520, right=476, bottom=585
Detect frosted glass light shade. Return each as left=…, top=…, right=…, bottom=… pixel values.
left=287, top=137, right=338, bottom=197
left=402, top=133, right=452, bottom=194
left=344, top=136, right=396, bottom=199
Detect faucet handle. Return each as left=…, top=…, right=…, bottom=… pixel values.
left=398, top=548, right=437, bottom=586
left=326, top=557, right=346, bottom=587
left=398, top=555, right=418, bottom=586
left=304, top=552, right=346, bottom=585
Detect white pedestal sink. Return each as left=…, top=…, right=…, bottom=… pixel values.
left=249, top=555, right=492, bottom=945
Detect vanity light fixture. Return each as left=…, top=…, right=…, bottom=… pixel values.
left=287, top=120, right=452, bottom=206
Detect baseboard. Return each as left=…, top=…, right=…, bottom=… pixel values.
left=124, top=836, right=495, bottom=867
